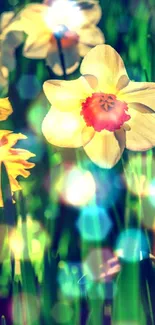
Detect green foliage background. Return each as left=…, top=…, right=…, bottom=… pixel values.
left=1, top=0, right=155, bottom=324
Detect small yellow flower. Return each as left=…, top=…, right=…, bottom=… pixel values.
left=16, top=0, right=104, bottom=76
left=0, top=130, right=35, bottom=207
left=42, top=45, right=155, bottom=168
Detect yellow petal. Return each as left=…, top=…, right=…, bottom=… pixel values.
left=8, top=175, right=22, bottom=191
left=0, top=191, right=3, bottom=208
left=43, top=76, right=93, bottom=111
left=1, top=12, right=15, bottom=30
left=46, top=45, right=80, bottom=76
left=0, top=131, right=35, bottom=207
left=0, top=98, right=13, bottom=121
left=82, top=126, right=95, bottom=146
left=78, top=25, right=105, bottom=57
left=1, top=66, right=8, bottom=79
left=76, top=0, right=102, bottom=27
left=0, top=68, right=8, bottom=93
left=23, top=33, right=51, bottom=59
left=0, top=12, right=16, bottom=37
left=20, top=3, right=48, bottom=15
left=7, top=148, right=36, bottom=161
left=83, top=129, right=125, bottom=168
left=80, top=45, right=129, bottom=94
left=19, top=4, right=48, bottom=34
left=0, top=131, right=27, bottom=151
left=6, top=5, right=49, bottom=41
left=118, top=81, right=155, bottom=111
left=126, top=104, right=155, bottom=150
left=0, top=130, right=12, bottom=138
left=6, top=160, right=35, bottom=178
left=42, top=106, right=85, bottom=148
left=0, top=12, right=25, bottom=37
left=0, top=158, right=35, bottom=207
left=22, top=3, right=47, bottom=12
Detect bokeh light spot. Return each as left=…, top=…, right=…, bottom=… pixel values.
left=87, top=166, right=123, bottom=209
left=51, top=302, right=73, bottom=323
left=148, top=179, right=155, bottom=206
left=27, top=97, right=48, bottom=136
left=9, top=230, right=24, bottom=260
left=9, top=216, right=51, bottom=262
left=83, top=248, right=120, bottom=283
left=115, top=229, right=149, bottom=262
left=16, top=74, right=41, bottom=100
left=44, top=0, right=83, bottom=32
left=57, top=262, right=89, bottom=298
left=55, top=165, right=96, bottom=207
left=76, top=206, right=112, bottom=241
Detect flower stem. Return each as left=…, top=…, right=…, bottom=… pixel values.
left=55, top=36, right=67, bottom=80
left=150, top=39, right=155, bottom=82
left=1, top=162, right=16, bottom=227
left=148, top=11, right=155, bottom=82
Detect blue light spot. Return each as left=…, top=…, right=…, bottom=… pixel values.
left=115, top=229, right=149, bottom=262
left=16, top=74, right=41, bottom=100
left=57, top=262, right=90, bottom=298
left=53, top=25, right=68, bottom=39
left=76, top=206, right=112, bottom=241
left=148, top=179, right=155, bottom=207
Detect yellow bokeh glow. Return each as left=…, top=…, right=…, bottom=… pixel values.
left=55, top=165, right=96, bottom=207
left=9, top=230, right=24, bottom=260
left=44, top=0, right=83, bottom=32
left=8, top=215, right=51, bottom=261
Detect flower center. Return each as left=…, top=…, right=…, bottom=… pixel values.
left=81, top=93, right=130, bottom=132
left=50, top=25, right=79, bottom=49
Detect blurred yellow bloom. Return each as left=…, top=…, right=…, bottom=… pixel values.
left=15, top=0, right=104, bottom=76
left=0, top=130, right=35, bottom=207
left=0, top=12, right=24, bottom=83
left=42, top=45, right=155, bottom=168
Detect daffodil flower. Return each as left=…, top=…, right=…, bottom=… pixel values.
left=42, top=45, right=155, bottom=168
left=0, top=130, right=35, bottom=207
left=15, top=0, right=104, bottom=76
